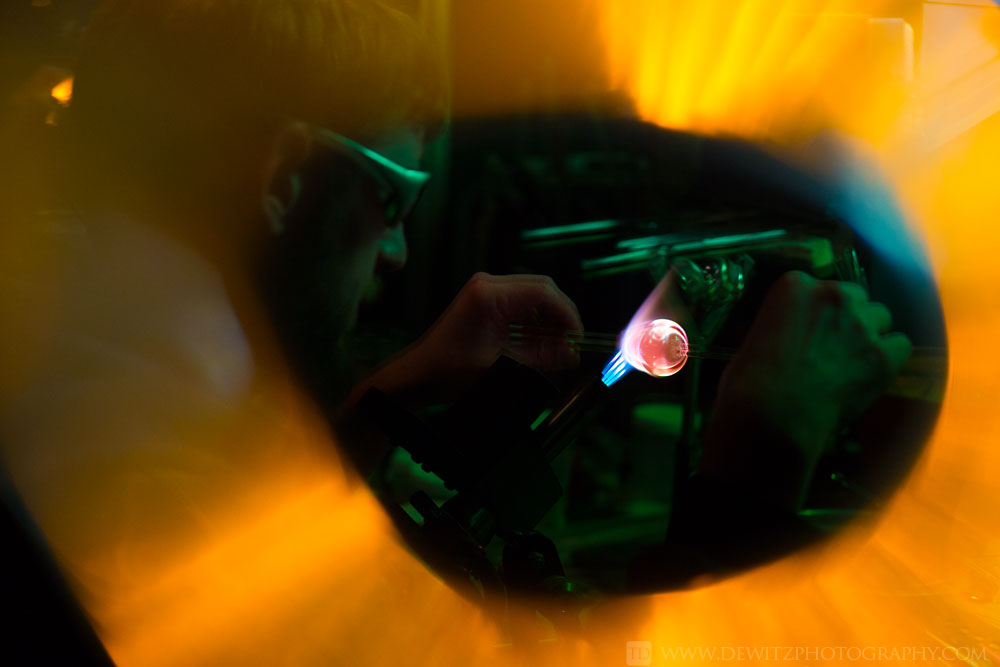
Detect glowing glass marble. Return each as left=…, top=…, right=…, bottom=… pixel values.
left=621, top=319, right=688, bottom=377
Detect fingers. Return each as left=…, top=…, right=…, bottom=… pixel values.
left=465, top=273, right=583, bottom=371
left=835, top=280, right=868, bottom=305
left=862, top=302, right=892, bottom=335
left=878, top=332, right=913, bottom=375
left=811, top=276, right=892, bottom=336
left=476, top=272, right=583, bottom=332
left=774, top=271, right=910, bottom=369
left=811, top=275, right=910, bottom=375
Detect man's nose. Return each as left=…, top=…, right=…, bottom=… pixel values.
left=376, top=224, right=408, bottom=272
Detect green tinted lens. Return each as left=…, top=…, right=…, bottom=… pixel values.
left=316, top=128, right=430, bottom=226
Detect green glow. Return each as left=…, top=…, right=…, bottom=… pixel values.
left=670, top=229, right=787, bottom=252
left=521, top=220, right=620, bottom=240
left=530, top=408, right=553, bottom=431
left=582, top=249, right=656, bottom=269
left=632, top=402, right=684, bottom=435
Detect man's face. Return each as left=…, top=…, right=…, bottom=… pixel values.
left=261, top=126, right=425, bottom=399
left=327, top=127, right=424, bottom=333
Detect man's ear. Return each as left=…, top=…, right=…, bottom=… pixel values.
left=261, top=121, right=312, bottom=235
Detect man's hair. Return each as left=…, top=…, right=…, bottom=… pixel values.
left=67, top=0, right=446, bottom=200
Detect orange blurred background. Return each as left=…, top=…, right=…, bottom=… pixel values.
left=15, top=0, right=1000, bottom=663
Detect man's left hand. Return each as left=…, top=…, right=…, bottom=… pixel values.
left=355, top=272, right=583, bottom=407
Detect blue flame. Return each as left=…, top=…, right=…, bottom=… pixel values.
left=601, top=349, right=633, bottom=387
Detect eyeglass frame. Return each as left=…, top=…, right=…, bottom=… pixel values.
left=313, top=127, right=431, bottom=228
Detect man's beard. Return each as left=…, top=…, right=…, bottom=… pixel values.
left=258, top=242, right=364, bottom=413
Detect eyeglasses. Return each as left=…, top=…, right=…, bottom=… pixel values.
left=315, top=129, right=431, bottom=227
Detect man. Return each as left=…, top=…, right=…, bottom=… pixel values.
left=0, top=0, right=910, bottom=661
left=0, top=1, right=586, bottom=662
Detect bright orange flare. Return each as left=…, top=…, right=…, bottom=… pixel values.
left=50, top=76, right=73, bottom=106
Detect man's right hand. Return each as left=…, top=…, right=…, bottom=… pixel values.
left=700, top=271, right=912, bottom=511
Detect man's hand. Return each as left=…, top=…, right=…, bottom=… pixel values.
left=356, top=272, right=583, bottom=407
left=700, top=271, right=912, bottom=510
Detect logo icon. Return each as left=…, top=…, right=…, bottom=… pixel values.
left=626, top=641, right=653, bottom=666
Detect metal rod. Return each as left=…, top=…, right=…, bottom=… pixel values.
left=508, top=324, right=947, bottom=361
